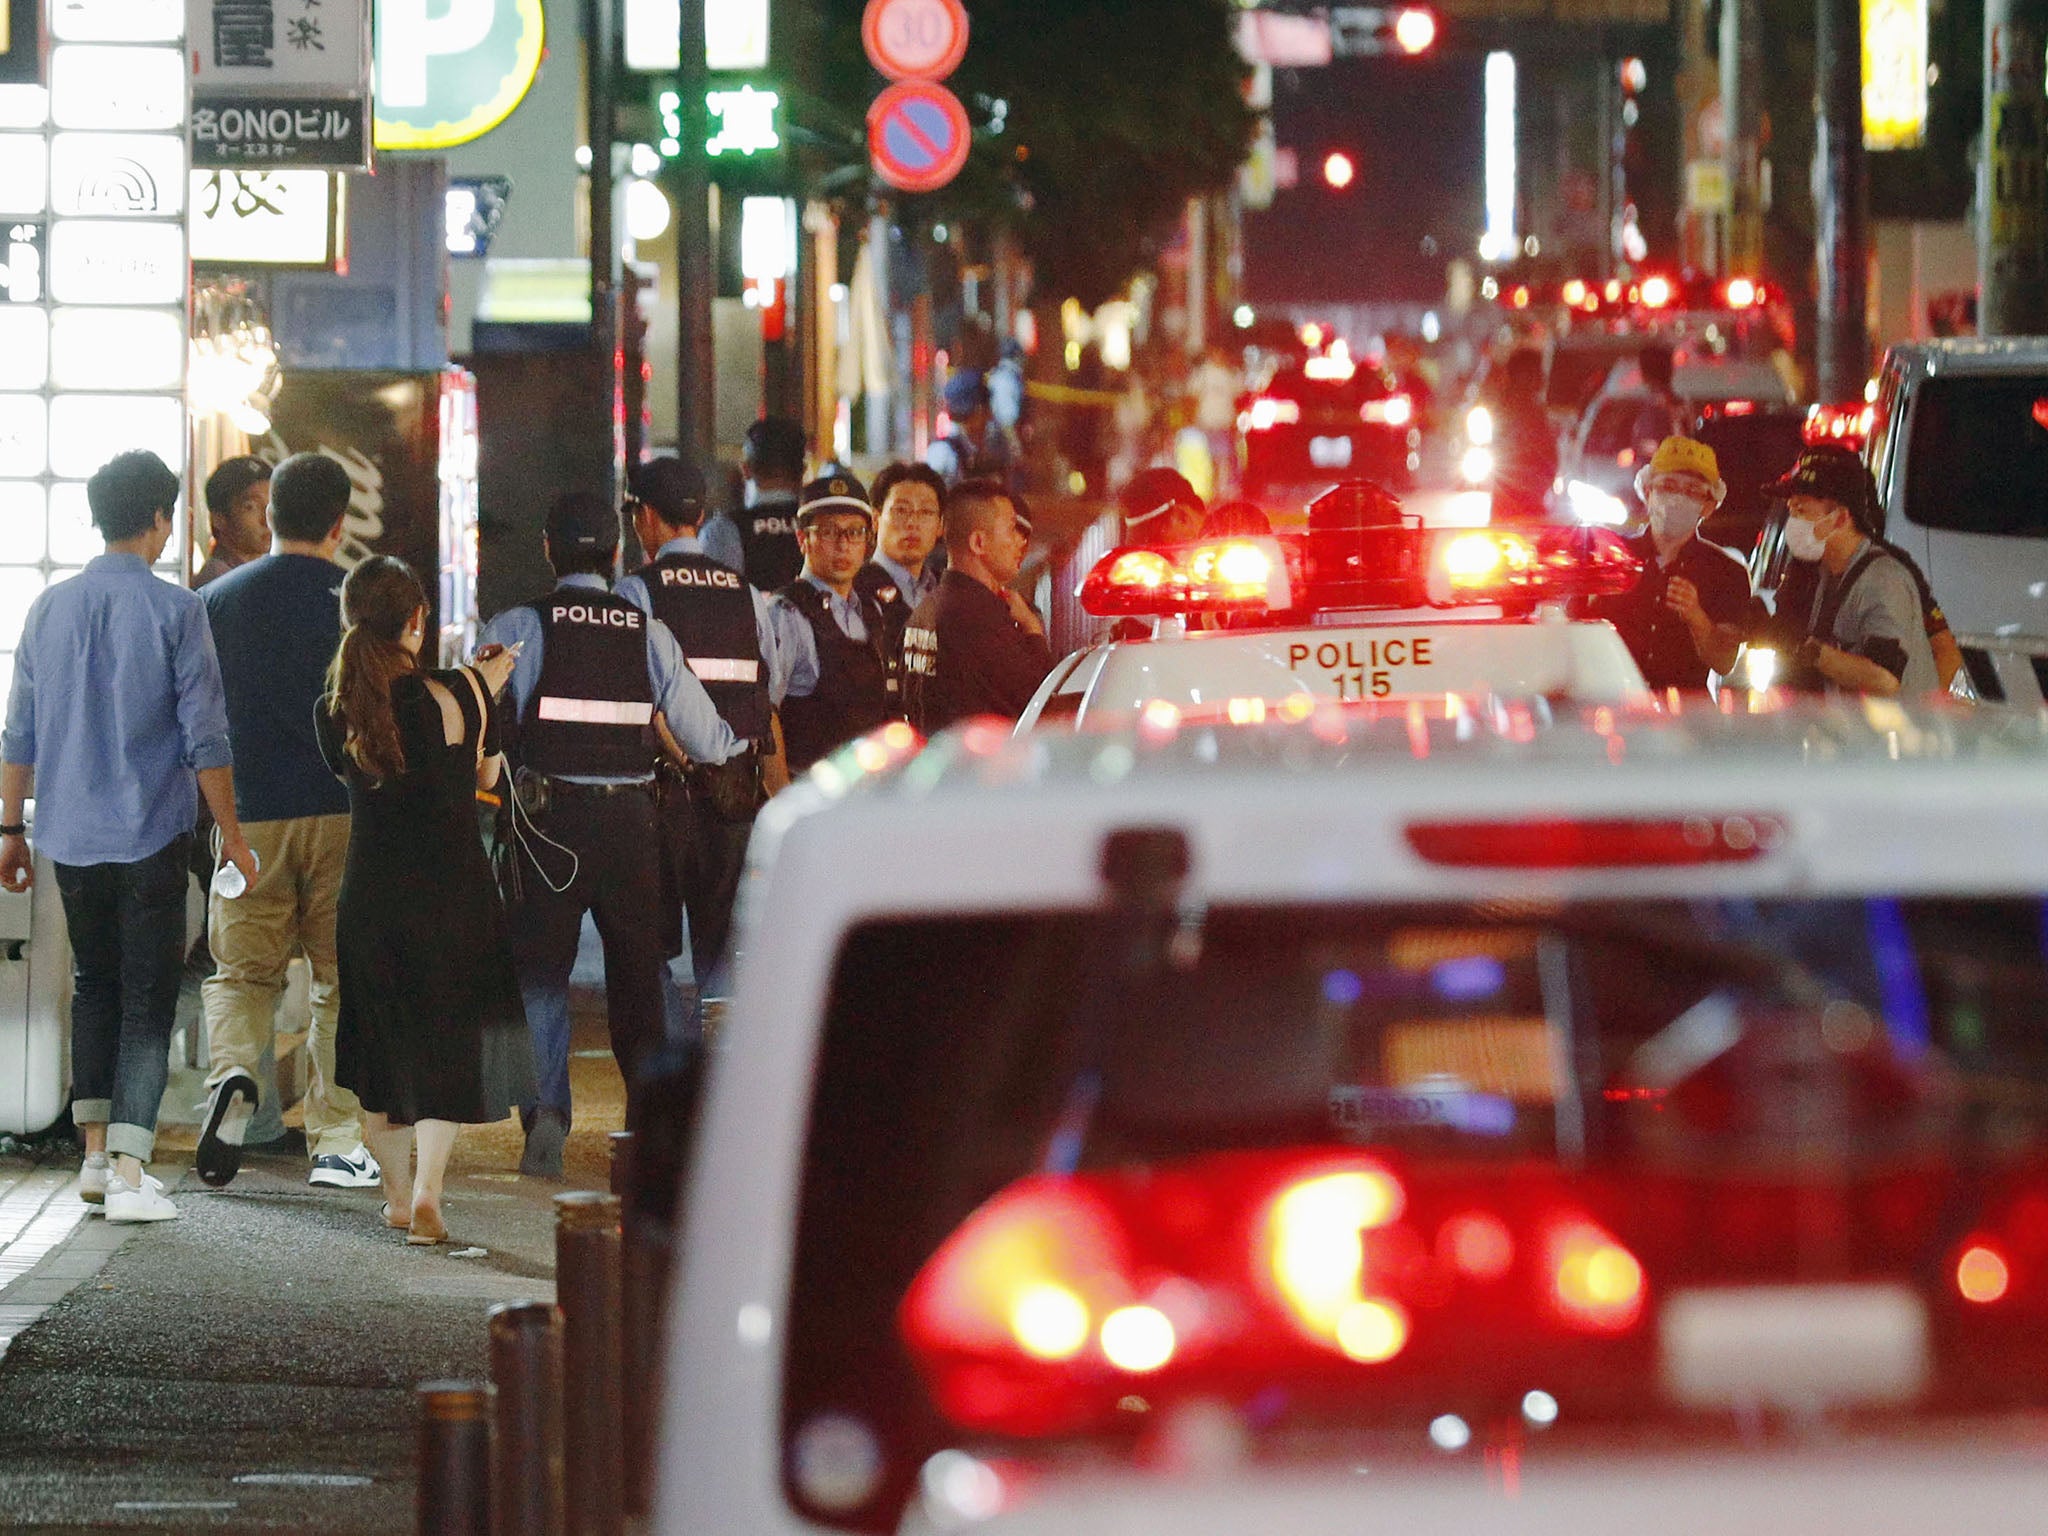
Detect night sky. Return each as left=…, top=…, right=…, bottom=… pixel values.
left=1246, top=54, right=1486, bottom=305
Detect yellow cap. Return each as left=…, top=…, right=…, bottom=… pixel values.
left=1646, top=436, right=1721, bottom=486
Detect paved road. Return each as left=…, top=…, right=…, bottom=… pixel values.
left=0, top=1002, right=630, bottom=1534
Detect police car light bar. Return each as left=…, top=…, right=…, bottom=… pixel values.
left=1425, top=527, right=1640, bottom=606
left=1079, top=538, right=1295, bottom=617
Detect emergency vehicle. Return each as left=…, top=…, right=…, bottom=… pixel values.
left=1019, top=481, right=1655, bottom=730
left=657, top=698, right=2048, bottom=1536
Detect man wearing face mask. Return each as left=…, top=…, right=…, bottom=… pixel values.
left=1686, top=445, right=1937, bottom=697
left=1584, top=437, right=1751, bottom=692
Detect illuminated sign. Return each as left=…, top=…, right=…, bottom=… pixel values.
left=0, top=308, right=45, bottom=389
left=373, top=0, right=545, bottom=150
left=48, top=219, right=185, bottom=304
left=190, top=168, right=339, bottom=264
left=706, top=85, right=780, bottom=156
left=49, top=307, right=182, bottom=389
left=193, top=96, right=367, bottom=167
left=51, top=132, right=187, bottom=216
left=626, top=0, right=769, bottom=74
left=0, top=394, right=47, bottom=476
left=0, top=135, right=44, bottom=214
left=187, top=0, right=372, bottom=169
left=49, top=45, right=184, bottom=131
left=1, top=220, right=43, bottom=302
left=55, top=0, right=180, bottom=43
left=1862, top=0, right=1927, bottom=150
left=48, top=393, right=182, bottom=477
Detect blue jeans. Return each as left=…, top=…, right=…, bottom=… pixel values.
left=56, top=834, right=190, bottom=1163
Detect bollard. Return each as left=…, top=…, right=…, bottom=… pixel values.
left=607, top=1130, right=633, bottom=1200
left=417, top=1381, right=492, bottom=1536
left=488, top=1300, right=565, bottom=1536
left=554, top=1192, right=624, bottom=1536
left=620, top=1216, right=668, bottom=1519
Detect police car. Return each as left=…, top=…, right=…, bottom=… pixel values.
left=1021, top=481, right=1654, bottom=729
left=656, top=700, right=2048, bottom=1536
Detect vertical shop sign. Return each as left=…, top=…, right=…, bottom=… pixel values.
left=189, top=0, right=372, bottom=168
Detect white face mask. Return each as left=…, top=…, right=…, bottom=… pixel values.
left=1646, top=492, right=1704, bottom=545
left=1784, top=513, right=1830, bottom=562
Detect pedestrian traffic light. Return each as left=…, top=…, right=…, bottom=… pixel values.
left=1323, top=151, right=1357, bottom=190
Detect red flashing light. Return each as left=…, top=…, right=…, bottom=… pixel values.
left=1959, top=1242, right=2012, bottom=1305
left=1079, top=537, right=1294, bottom=617
left=1803, top=400, right=1876, bottom=449
left=1323, top=151, right=1357, bottom=191
left=1721, top=399, right=1757, bottom=416
left=1427, top=525, right=1641, bottom=606
left=2031, top=398, right=2048, bottom=434
left=1549, top=1220, right=1646, bottom=1332
left=1725, top=276, right=1760, bottom=309
left=1360, top=392, right=1414, bottom=427
left=1638, top=275, right=1673, bottom=309
left=1405, top=814, right=1786, bottom=868
left=1510, top=285, right=1531, bottom=309
left=1393, top=6, right=1437, bottom=53
left=1244, top=396, right=1303, bottom=432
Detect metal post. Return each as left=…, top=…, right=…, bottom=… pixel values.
left=554, top=1193, right=624, bottom=1536
left=1814, top=0, right=1869, bottom=400
left=1720, top=0, right=1764, bottom=276
left=675, top=0, right=716, bottom=464
left=865, top=208, right=894, bottom=458
left=488, top=1303, right=564, bottom=1536
left=1981, top=0, right=2048, bottom=334
left=417, top=1382, right=492, bottom=1536
left=584, top=0, right=618, bottom=378
left=607, top=1130, right=633, bottom=1199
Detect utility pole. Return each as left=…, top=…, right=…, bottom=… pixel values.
left=585, top=0, right=619, bottom=492
left=1720, top=0, right=1764, bottom=276
left=1814, top=0, right=1869, bottom=400
left=1981, top=0, right=2048, bottom=334
left=675, top=0, right=716, bottom=465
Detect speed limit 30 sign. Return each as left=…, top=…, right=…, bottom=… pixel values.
left=862, top=0, right=970, bottom=82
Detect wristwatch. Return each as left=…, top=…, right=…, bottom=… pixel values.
left=0, top=824, right=25, bottom=837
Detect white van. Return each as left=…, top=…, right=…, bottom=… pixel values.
left=1868, top=338, right=2048, bottom=704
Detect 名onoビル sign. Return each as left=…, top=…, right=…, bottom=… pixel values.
left=373, top=0, right=545, bottom=151
left=861, top=0, right=968, bottom=81
left=187, top=0, right=371, bottom=167
left=867, top=79, right=970, bottom=195
left=193, top=94, right=367, bottom=167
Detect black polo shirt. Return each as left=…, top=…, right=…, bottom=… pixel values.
left=1587, top=533, right=1753, bottom=692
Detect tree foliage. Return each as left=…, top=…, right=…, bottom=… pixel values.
left=807, top=0, right=1255, bottom=307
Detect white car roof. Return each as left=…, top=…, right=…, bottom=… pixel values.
left=1886, top=336, right=2048, bottom=375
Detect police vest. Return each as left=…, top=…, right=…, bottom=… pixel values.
left=633, top=550, right=772, bottom=742
left=775, top=582, right=899, bottom=774
left=735, top=498, right=803, bottom=592
left=900, top=589, right=943, bottom=736
left=518, top=588, right=657, bottom=779
left=855, top=563, right=918, bottom=662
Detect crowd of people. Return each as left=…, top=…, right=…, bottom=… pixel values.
left=1, top=422, right=1061, bottom=1236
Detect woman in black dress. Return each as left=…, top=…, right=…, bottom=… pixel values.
left=317, top=556, right=532, bottom=1245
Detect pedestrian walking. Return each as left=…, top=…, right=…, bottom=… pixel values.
left=1594, top=437, right=1753, bottom=693
left=0, top=450, right=258, bottom=1222
left=195, top=455, right=273, bottom=588
left=195, top=453, right=380, bottom=1192
left=479, top=492, right=742, bottom=1178
left=316, top=556, right=532, bottom=1244
left=618, top=456, right=813, bottom=1016
left=774, top=475, right=901, bottom=774
left=704, top=417, right=806, bottom=591
left=901, top=480, right=1055, bottom=735
left=856, top=462, right=946, bottom=661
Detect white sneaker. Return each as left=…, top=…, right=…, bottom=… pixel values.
left=105, top=1171, right=177, bottom=1223
left=79, top=1152, right=108, bottom=1206
left=308, top=1145, right=382, bottom=1189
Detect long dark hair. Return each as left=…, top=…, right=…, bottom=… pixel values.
left=326, top=556, right=426, bottom=783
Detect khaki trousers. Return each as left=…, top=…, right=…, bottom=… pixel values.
left=202, top=814, right=361, bottom=1158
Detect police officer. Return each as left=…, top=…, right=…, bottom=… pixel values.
left=855, top=462, right=946, bottom=662
left=704, top=416, right=806, bottom=590
left=478, top=492, right=741, bottom=1178
left=927, top=370, right=1014, bottom=489
left=1118, top=466, right=1207, bottom=547
left=617, top=456, right=814, bottom=1006
left=902, top=478, right=1055, bottom=734
left=774, top=475, right=901, bottom=774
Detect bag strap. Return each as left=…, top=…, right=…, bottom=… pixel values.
left=456, top=665, right=491, bottom=767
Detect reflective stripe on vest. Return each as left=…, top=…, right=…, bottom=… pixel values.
left=537, top=697, right=656, bottom=726
left=687, top=657, right=762, bottom=684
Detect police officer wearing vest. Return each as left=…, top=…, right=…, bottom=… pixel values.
left=478, top=492, right=741, bottom=1177
left=617, top=457, right=815, bottom=1006
left=703, top=416, right=806, bottom=591
left=773, top=475, right=902, bottom=775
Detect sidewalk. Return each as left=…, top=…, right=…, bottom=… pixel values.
left=0, top=1001, right=629, bottom=1534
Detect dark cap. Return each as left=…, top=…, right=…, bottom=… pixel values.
left=1118, top=466, right=1201, bottom=528
left=628, top=456, right=707, bottom=525
left=204, top=455, right=272, bottom=517
left=546, top=490, right=620, bottom=553
left=943, top=369, right=989, bottom=417
left=1765, top=444, right=1873, bottom=515
left=797, top=473, right=874, bottom=527
left=742, top=416, right=807, bottom=478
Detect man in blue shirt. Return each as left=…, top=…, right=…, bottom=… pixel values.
left=0, top=451, right=258, bottom=1223
left=857, top=462, right=947, bottom=663
left=479, top=492, right=741, bottom=1177
left=197, top=453, right=380, bottom=1193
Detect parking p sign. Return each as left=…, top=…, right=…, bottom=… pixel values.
left=373, top=0, right=545, bottom=150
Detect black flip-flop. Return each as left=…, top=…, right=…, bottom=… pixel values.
left=195, top=1071, right=259, bottom=1188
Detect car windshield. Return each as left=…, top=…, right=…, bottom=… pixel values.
left=1585, top=397, right=1652, bottom=457
left=1547, top=345, right=1640, bottom=414
left=784, top=897, right=2048, bottom=1532
left=1903, top=375, right=2048, bottom=537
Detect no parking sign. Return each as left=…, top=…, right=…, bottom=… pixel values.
left=867, top=80, right=971, bottom=195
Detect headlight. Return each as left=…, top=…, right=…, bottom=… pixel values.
left=1459, top=445, right=1496, bottom=486
left=1465, top=405, right=1495, bottom=447
left=1744, top=646, right=1778, bottom=692
left=1566, top=479, right=1629, bottom=527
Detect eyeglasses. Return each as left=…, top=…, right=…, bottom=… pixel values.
left=805, top=525, right=869, bottom=546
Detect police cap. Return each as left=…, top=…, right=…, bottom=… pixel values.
left=629, top=456, right=708, bottom=525
left=797, top=473, right=874, bottom=528
left=546, top=490, right=620, bottom=553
